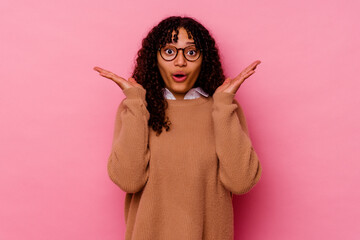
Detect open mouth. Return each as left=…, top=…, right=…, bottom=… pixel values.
left=174, top=74, right=185, bottom=77
left=172, top=73, right=187, bottom=82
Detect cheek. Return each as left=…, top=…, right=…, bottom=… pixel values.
left=156, top=60, right=165, bottom=75
left=194, top=62, right=202, bottom=75
left=196, top=57, right=203, bottom=71
left=157, top=56, right=169, bottom=74
left=158, top=63, right=169, bottom=78
left=157, top=61, right=171, bottom=85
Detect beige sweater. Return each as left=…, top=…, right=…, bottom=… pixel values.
left=107, top=86, right=262, bottom=240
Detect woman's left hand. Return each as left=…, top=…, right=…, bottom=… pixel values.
left=215, top=60, right=261, bottom=94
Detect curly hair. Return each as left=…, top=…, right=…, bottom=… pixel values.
left=132, top=16, right=225, bottom=136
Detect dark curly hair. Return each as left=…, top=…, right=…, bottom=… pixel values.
left=132, top=16, right=225, bottom=136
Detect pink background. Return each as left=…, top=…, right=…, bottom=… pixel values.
left=1, top=0, right=359, bottom=239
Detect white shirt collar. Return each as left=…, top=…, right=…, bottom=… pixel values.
left=163, top=87, right=209, bottom=100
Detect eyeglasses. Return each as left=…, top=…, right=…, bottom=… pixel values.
left=158, top=45, right=202, bottom=62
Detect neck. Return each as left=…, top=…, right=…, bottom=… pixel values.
left=168, top=89, right=186, bottom=100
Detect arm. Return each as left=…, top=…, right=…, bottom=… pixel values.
left=107, top=87, right=151, bottom=193
left=212, top=91, right=262, bottom=195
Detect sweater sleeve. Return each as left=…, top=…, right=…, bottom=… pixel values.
left=212, top=91, right=262, bottom=195
left=107, top=87, right=151, bottom=193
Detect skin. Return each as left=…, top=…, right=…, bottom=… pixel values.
left=92, top=68, right=144, bottom=91
left=93, top=30, right=261, bottom=98
left=156, top=27, right=203, bottom=100
left=216, top=60, right=261, bottom=95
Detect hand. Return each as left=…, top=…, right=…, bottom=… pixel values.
left=215, top=60, right=261, bottom=94
left=93, top=66, right=145, bottom=91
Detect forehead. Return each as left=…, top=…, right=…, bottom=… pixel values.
left=171, top=28, right=193, bottom=37
left=169, top=27, right=194, bottom=43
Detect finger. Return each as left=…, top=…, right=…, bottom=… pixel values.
left=94, top=66, right=111, bottom=76
left=235, top=71, right=255, bottom=87
left=247, top=60, right=261, bottom=71
left=99, top=70, right=120, bottom=80
left=220, top=79, right=232, bottom=90
left=253, top=61, right=261, bottom=69
left=233, top=71, right=246, bottom=82
left=94, top=66, right=113, bottom=74
left=96, top=68, right=121, bottom=81
left=93, top=66, right=103, bottom=72
left=241, top=61, right=260, bottom=76
left=242, top=70, right=255, bottom=81
left=233, top=61, right=260, bottom=82
left=94, top=66, right=119, bottom=78
left=219, top=78, right=231, bottom=86
left=97, top=69, right=128, bottom=87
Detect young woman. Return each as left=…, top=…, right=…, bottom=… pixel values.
left=94, top=16, right=262, bottom=240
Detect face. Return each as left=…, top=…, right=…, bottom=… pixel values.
left=157, top=27, right=202, bottom=100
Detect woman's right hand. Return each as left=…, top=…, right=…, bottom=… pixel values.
left=93, top=66, right=145, bottom=91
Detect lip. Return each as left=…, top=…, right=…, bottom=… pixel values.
left=172, top=71, right=187, bottom=82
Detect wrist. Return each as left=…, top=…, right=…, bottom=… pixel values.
left=123, top=87, right=145, bottom=98
left=213, top=91, right=235, bottom=104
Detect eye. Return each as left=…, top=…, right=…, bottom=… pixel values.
left=185, top=45, right=198, bottom=56
left=164, top=48, right=175, bottom=55
left=187, top=49, right=197, bottom=56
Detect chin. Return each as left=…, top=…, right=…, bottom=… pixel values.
left=172, top=85, right=191, bottom=93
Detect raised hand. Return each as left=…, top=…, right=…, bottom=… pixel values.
left=93, top=66, right=144, bottom=91
left=215, top=60, right=261, bottom=94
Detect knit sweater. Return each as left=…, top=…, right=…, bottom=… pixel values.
left=107, top=87, right=262, bottom=240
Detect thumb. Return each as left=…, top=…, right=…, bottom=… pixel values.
left=128, top=77, right=144, bottom=89
left=223, top=77, right=232, bottom=84
left=128, top=77, right=137, bottom=83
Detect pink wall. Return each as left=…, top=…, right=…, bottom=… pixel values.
left=1, top=0, right=359, bottom=239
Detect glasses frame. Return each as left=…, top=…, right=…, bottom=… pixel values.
left=158, top=44, right=202, bottom=62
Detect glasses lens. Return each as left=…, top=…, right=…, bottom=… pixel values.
left=184, top=45, right=200, bottom=61
left=160, top=45, right=177, bottom=61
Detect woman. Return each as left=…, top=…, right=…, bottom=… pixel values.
left=94, top=16, right=262, bottom=240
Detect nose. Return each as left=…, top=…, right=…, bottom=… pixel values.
left=174, top=49, right=187, bottom=67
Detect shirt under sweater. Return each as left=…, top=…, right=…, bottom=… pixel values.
left=107, top=87, right=262, bottom=240
left=163, top=87, right=209, bottom=99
